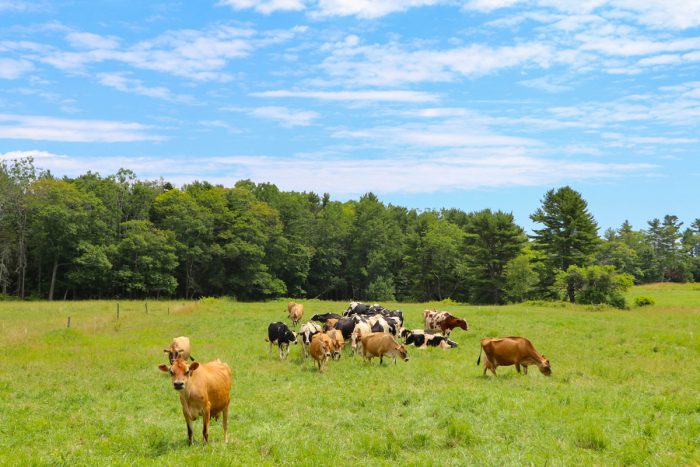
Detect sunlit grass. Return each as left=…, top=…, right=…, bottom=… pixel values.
left=0, top=285, right=698, bottom=465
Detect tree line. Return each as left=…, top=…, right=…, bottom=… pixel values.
left=1, top=157, right=698, bottom=306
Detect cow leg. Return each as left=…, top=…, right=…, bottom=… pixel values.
left=515, top=363, right=522, bottom=374
left=222, top=401, right=230, bottom=443
left=523, top=364, right=528, bottom=375
left=268, top=342, right=272, bottom=356
left=202, top=406, right=210, bottom=444
left=183, top=409, right=194, bottom=445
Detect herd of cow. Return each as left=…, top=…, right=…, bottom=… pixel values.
left=157, top=301, right=552, bottom=445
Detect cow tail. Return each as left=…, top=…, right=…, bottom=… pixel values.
left=477, top=346, right=482, bottom=366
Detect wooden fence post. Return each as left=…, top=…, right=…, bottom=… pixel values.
left=145, top=302, right=148, bottom=314
left=67, top=316, right=71, bottom=328
left=117, top=303, right=120, bottom=320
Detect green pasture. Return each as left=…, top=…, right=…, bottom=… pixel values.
left=0, top=284, right=698, bottom=465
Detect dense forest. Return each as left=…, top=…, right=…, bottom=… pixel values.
left=1, top=157, right=698, bottom=306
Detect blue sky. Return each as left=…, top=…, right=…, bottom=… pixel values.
left=1, top=0, right=699, bottom=232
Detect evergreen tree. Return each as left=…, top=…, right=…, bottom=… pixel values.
left=530, top=186, right=600, bottom=301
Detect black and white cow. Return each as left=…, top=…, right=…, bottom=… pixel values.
left=333, top=317, right=357, bottom=340
left=310, top=312, right=342, bottom=323
left=402, top=329, right=458, bottom=349
left=344, top=301, right=371, bottom=316
left=368, top=315, right=399, bottom=336
left=266, top=322, right=297, bottom=359
left=297, top=321, right=322, bottom=358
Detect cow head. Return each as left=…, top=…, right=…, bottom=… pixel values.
left=454, top=318, right=468, bottom=331
left=399, top=328, right=411, bottom=339
left=538, top=356, right=551, bottom=376
left=286, top=330, right=298, bottom=344
left=163, top=346, right=182, bottom=365
left=159, top=357, right=199, bottom=391
left=395, top=343, right=409, bottom=362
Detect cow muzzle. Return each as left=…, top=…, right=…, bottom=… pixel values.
left=173, top=381, right=185, bottom=390
left=332, top=352, right=341, bottom=360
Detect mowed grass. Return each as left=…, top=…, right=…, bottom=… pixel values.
left=0, top=284, right=698, bottom=466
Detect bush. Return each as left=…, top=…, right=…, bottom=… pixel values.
left=634, top=296, right=655, bottom=307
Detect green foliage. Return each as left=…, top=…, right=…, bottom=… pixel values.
left=634, top=296, right=655, bottom=307
left=463, top=209, right=527, bottom=304
left=530, top=186, right=600, bottom=299
left=110, top=220, right=179, bottom=297
left=556, top=265, right=633, bottom=309
left=1, top=157, right=698, bottom=301
left=505, top=251, right=539, bottom=303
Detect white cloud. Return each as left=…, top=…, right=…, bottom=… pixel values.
left=36, top=25, right=302, bottom=82
left=217, top=0, right=305, bottom=14
left=2, top=150, right=655, bottom=195
left=333, top=122, right=540, bottom=148
left=65, top=32, right=120, bottom=50
left=225, top=106, right=319, bottom=126
left=0, top=114, right=164, bottom=142
left=96, top=72, right=194, bottom=103
left=320, top=40, right=553, bottom=86
left=251, top=89, right=440, bottom=103
left=313, top=0, right=441, bottom=19
left=0, top=58, right=34, bottom=79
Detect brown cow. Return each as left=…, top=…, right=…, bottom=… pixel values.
left=423, top=310, right=468, bottom=336
left=164, top=336, right=194, bottom=364
left=361, top=332, right=409, bottom=365
left=309, top=333, right=333, bottom=372
left=325, top=329, right=345, bottom=360
left=322, top=318, right=338, bottom=332
left=158, top=356, right=232, bottom=444
left=287, top=301, right=304, bottom=327
left=477, top=336, right=551, bottom=376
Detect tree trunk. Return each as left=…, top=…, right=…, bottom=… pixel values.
left=567, top=284, right=575, bottom=303
left=48, top=257, right=58, bottom=301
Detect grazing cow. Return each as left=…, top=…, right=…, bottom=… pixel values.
left=265, top=322, right=297, bottom=359
left=310, top=333, right=333, bottom=372
left=164, top=336, right=195, bottom=364
left=402, top=330, right=458, bottom=349
left=423, top=310, right=469, bottom=336
left=158, top=356, right=232, bottom=445
left=287, top=302, right=304, bottom=327
left=350, top=321, right=372, bottom=355
left=325, top=329, right=345, bottom=360
left=298, top=322, right=322, bottom=358
left=310, top=312, right=342, bottom=323
left=477, top=336, right=551, bottom=376
left=361, top=332, right=409, bottom=365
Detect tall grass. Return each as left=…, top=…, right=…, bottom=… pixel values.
left=0, top=285, right=698, bottom=465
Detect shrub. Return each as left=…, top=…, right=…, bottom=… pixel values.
left=634, top=296, right=655, bottom=307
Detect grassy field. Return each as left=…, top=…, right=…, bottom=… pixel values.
left=0, top=284, right=698, bottom=466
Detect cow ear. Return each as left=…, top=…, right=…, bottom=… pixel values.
left=189, top=362, right=200, bottom=372
left=163, top=349, right=169, bottom=353
left=158, top=364, right=169, bottom=373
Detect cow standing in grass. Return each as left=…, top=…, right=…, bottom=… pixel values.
left=158, top=356, right=232, bottom=445
left=423, top=310, right=468, bottom=336
left=477, top=336, right=551, bottom=376
left=164, top=336, right=195, bottom=364
left=310, top=333, right=333, bottom=372
left=266, top=322, right=297, bottom=359
left=287, top=302, right=304, bottom=327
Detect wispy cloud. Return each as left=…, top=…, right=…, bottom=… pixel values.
left=97, top=72, right=194, bottom=103
left=1, top=149, right=656, bottom=195
left=216, top=0, right=305, bottom=14
left=0, top=114, right=164, bottom=142
left=0, top=58, right=34, bottom=79
left=251, top=89, right=440, bottom=103
left=223, top=105, right=319, bottom=126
